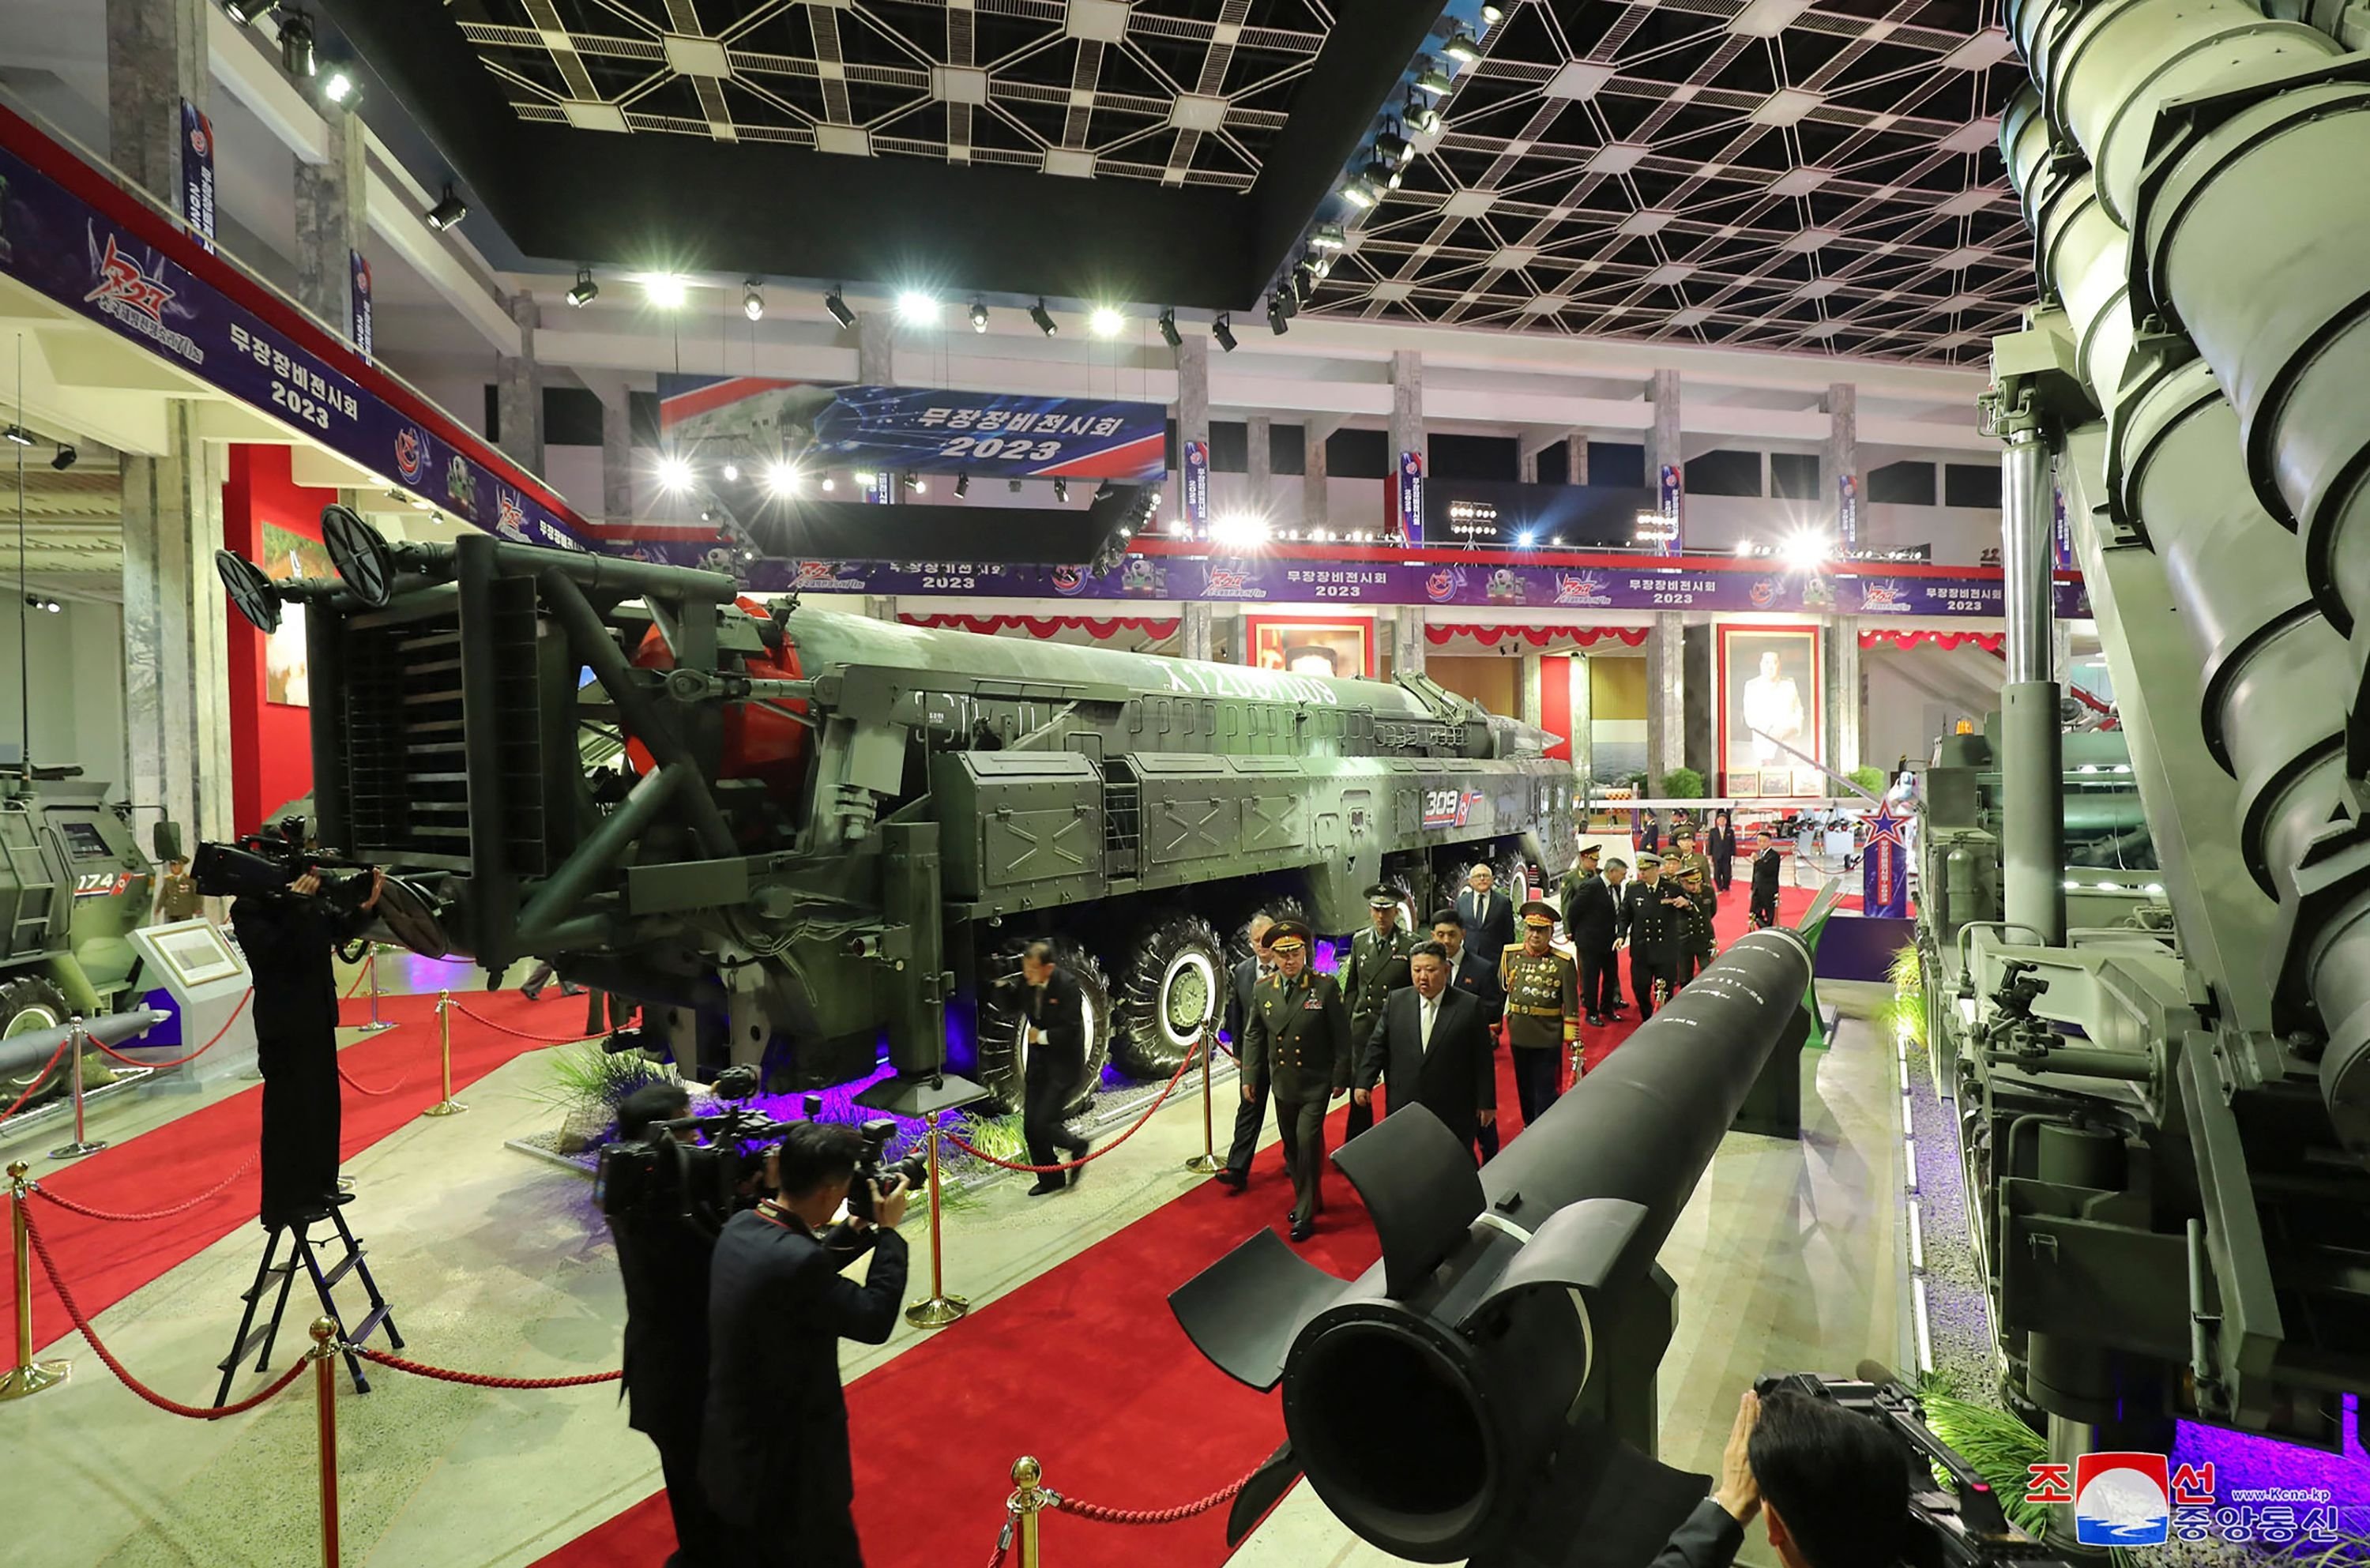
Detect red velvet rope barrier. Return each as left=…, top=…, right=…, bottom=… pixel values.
left=352, top=1345, right=621, bottom=1388
left=447, top=1002, right=608, bottom=1046
left=941, top=1045, right=1201, bottom=1173
left=30, top=1152, right=259, bottom=1223
left=337, top=1060, right=412, bottom=1097
left=21, top=1202, right=312, bottom=1418
left=1048, top=1465, right=1255, bottom=1525
left=90, top=990, right=253, bottom=1070
left=0, top=1037, right=70, bottom=1121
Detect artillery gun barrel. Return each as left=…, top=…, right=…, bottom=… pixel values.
left=0, top=1009, right=171, bottom=1080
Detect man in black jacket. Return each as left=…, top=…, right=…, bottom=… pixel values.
left=1646, top=1389, right=1906, bottom=1568
left=1562, top=850, right=1627, bottom=1027
left=608, top=1084, right=725, bottom=1566
left=1429, top=908, right=1503, bottom=1160
left=1352, top=944, right=1496, bottom=1156
left=991, top=940, right=1091, bottom=1195
left=1623, top=854, right=1683, bottom=1019
left=1213, top=913, right=1277, bottom=1194
left=1749, top=829, right=1784, bottom=929
left=1456, top=863, right=1517, bottom=969
left=703, top=1123, right=910, bottom=1568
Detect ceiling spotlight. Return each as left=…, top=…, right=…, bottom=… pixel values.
left=822, top=476, right=837, bottom=491
left=743, top=280, right=764, bottom=321
left=50, top=445, right=77, bottom=471
left=1308, top=253, right=1334, bottom=281
left=1342, top=174, right=1379, bottom=210
left=721, top=461, right=741, bottom=482
left=1311, top=223, right=1347, bottom=251
left=1029, top=299, right=1059, bottom=337
left=568, top=267, right=599, bottom=307
left=643, top=273, right=687, bottom=308
left=1364, top=158, right=1401, bottom=193
left=765, top=461, right=799, bottom=497
left=322, top=69, right=362, bottom=110
left=1405, top=92, right=1441, bottom=133
left=954, top=472, right=970, bottom=498
left=1779, top=528, right=1833, bottom=570
left=1292, top=261, right=1317, bottom=305
left=1415, top=60, right=1454, bottom=96
left=280, top=9, right=316, bottom=77
left=223, top=0, right=279, bottom=23
left=1, top=426, right=31, bottom=447
left=1516, top=528, right=1536, bottom=547
left=1480, top=3, right=1506, bottom=27
left=824, top=288, right=856, bottom=329
left=656, top=453, right=694, bottom=492
left=1089, top=306, right=1125, bottom=337
left=23, top=596, right=58, bottom=615
left=1212, top=314, right=1237, bottom=352
left=1054, top=478, right=1069, bottom=503
left=1443, top=28, right=1481, bottom=65
left=969, top=299, right=990, bottom=333
left=1267, top=294, right=1291, bottom=336
left=423, top=183, right=468, bottom=232
left=1375, top=127, right=1412, bottom=167
left=1157, top=307, right=1182, bottom=349
left=897, top=291, right=939, bottom=325
left=904, top=472, right=924, bottom=494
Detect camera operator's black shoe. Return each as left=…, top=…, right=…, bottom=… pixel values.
left=1290, top=1219, right=1316, bottom=1243
left=1026, top=1176, right=1066, bottom=1198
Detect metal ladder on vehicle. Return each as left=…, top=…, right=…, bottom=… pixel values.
left=1103, top=761, right=1142, bottom=878
left=213, top=1202, right=403, bottom=1405
left=0, top=814, right=61, bottom=953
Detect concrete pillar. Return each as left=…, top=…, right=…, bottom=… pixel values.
left=2052, top=621, right=2073, bottom=686
left=1826, top=616, right=1862, bottom=778
left=1824, top=382, right=1858, bottom=547
left=1303, top=418, right=1335, bottom=529
left=1644, top=611, right=1686, bottom=788
left=1180, top=601, right=1214, bottom=662
left=1519, top=429, right=1571, bottom=484
left=1567, top=431, right=1589, bottom=486
left=294, top=115, right=366, bottom=340
left=1645, top=370, right=1681, bottom=548
left=863, top=595, right=899, bottom=623
left=1518, top=649, right=1543, bottom=728
left=857, top=314, right=895, bottom=385
left=1245, top=413, right=1271, bottom=518
left=1175, top=333, right=1209, bottom=527
left=1390, top=607, right=1426, bottom=678
left=106, top=0, right=206, bottom=206
left=1390, top=352, right=1424, bottom=539
left=495, top=292, right=543, bottom=476
left=120, top=405, right=231, bottom=840
left=600, top=389, right=633, bottom=525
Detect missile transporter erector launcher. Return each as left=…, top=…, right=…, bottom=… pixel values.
left=220, top=510, right=1575, bottom=1107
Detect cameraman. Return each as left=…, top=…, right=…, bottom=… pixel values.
left=228, top=861, right=382, bottom=1229
left=702, top=1123, right=911, bottom=1567
left=1650, top=1389, right=1906, bottom=1568
left=607, top=1084, right=726, bottom=1566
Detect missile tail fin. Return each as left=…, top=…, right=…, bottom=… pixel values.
left=1225, top=1438, right=1304, bottom=1547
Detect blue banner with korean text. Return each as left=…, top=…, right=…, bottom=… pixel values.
left=1656, top=464, right=1683, bottom=556
left=1397, top=451, right=1424, bottom=543
left=1838, top=472, right=1859, bottom=548
left=658, top=375, right=1166, bottom=483
left=1182, top=439, right=1210, bottom=537
left=348, top=250, right=372, bottom=361
left=179, top=101, right=214, bottom=254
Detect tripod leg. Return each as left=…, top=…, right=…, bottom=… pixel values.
left=215, top=1226, right=282, bottom=1409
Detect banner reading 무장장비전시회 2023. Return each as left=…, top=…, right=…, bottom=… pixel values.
left=656, top=376, right=1168, bottom=483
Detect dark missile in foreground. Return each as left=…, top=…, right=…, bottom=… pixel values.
left=1169, top=926, right=1815, bottom=1566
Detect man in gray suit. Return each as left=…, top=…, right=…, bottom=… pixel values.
left=1457, top=863, right=1517, bottom=969
left=1351, top=942, right=1497, bottom=1156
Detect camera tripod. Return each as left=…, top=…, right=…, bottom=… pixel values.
left=213, top=1201, right=401, bottom=1406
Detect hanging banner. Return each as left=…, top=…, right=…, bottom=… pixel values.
left=1396, top=450, right=1424, bottom=543
left=860, top=469, right=895, bottom=506
left=348, top=250, right=372, bottom=362
left=0, top=133, right=593, bottom=552
left=179, top=101, right=214, bottom=253
left=1181, top=438, right=1210, bottom=538
left=1656, top=464, right=1683, bottom=556
left=1862, top=806, right=1910, bottom=918
left=658, top=375, right=1166, bottom=483
left=1838, top=472, right=1860, bottom=548
left=2052, top=485, right=2073, bottom=570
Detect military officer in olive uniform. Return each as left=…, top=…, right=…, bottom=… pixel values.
left=1498, top=901, right=1581, bottom=1131
left=1240, top=920, right=1352, bottom=1243
left=1338, top=884, right=1417, bottom=1145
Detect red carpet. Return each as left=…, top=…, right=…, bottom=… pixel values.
left=2, top=987, right=592, bottom=1378
left=540, top=885, right=1823, bottom=1568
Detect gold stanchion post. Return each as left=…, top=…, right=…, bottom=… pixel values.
left=0, top=1160, right=68, bottom=1401
left=309, top=1318, right=340, bottom=1567
left=1183, top=1023, right=1222, bottom=1175
left=420, top=991, right=466, bottom=1118
left=48, top=1017, right=107, bottom=1160
left=903, top=1113, right=967, bottom=1329
left=359, top=946, right=393, bottom=1034
left=1008, top=1455, right=1050, bottom=1568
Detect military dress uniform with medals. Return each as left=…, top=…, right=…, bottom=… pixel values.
left=1240, top=921, right=1352, bottom=1243
left=1339, top=885, right=1416, bottom=1145
left=1498, top=901, right=1580, bottom=1130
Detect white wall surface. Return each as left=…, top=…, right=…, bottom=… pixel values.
left=0, top=597, right=127, bottom=788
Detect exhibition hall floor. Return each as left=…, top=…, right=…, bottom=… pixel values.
left=3, top=896, right=1902, bottom=1568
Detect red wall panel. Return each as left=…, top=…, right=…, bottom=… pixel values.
left=224, top=446, right=332, bottom=835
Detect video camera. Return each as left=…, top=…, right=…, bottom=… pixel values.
left=1756, top=1366, right=2074, bottom=1568
left=189, top=814, right=374, bottom=909
left=593, top=1066, right=799, bottom=1234
left=847, top=1118, right=927, bottom=1224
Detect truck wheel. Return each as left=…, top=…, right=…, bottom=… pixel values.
left=0, top=978, right=73, bottom=1105
left=974, top=938, right=1112, bottom=1118
left=1110, top=914, right=1225, bottom=1079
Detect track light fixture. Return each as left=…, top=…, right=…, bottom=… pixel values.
left=1364, top=158, right=1401, bottom=194
left=1414, top=59, right=1453, bottom=96
left=1311, top=223, right=1347, bottom=252
left=1157, top=307, right=1182, bottom=349
left=1480, top=3, right=1506, bottom=26
left=1212, top=314, right=1236, bottom=353
left=1375, top=126, right=1411, bottom=167
left=954, top=472, right=970, bottom=498
left=743, top=280, right=764, bottom=321
left=1029, top=299, right=1059, bottom=337
left=280, top=10, right=316, bottom=77
left=903, top=472, right=924, bottom=494
left=1, top=426, right=31, bottom=447
left=824, top=288, right=856, bottom=329
left=1267, top=293, right=1291, bottom=335
left=568, top=267, right=599, bottom=307
left=322, top=68, right=362, bottom=110
left=969, top=299, right=990, bottom=333
left=1342, top=174, right=1379, bottom=210
left=51, top=446, right=76, bottom=472
left=1054, top=478, right=1069, bottom=503
left=223, top=0, right=280, bottom=23
left=1443, top=28, right=1480, bottom=65
left=423, top=183, right=468, bottom=232
left=22, top=596, right=59, bottom=615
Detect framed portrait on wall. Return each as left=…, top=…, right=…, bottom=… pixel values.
left=1243, top=616, right=1374, bottom=680
left=1717, top=625, right=1823, bottom=795
left=261, top=522, right=333, bottom=707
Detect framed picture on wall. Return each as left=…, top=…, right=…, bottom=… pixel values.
left=1242, top=616, right=1374, bottom=680
left=1716, top=625, right=1823, bottom=795
left=260, top=522, right=332, bottom=707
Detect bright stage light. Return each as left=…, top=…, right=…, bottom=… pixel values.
left=1089, top=306, right=1126, bottom=337
left=643, top=274, right=688, bottom=309
left=765, top=462, right=800, bottom=496
left=1209, top=513, right=1270, bottom=549
left=656, top=454, right=694, bottom=492
left=898, top=291, right=939, bottom=325
left=1778, top=529, right=1832, bottom=570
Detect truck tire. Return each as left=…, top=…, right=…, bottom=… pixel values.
left=0, top=977, right=73, bottom=1105
left=1110, top=913, right=1225, bottom=1078
left=975, top=938, right=1112, bottom=1118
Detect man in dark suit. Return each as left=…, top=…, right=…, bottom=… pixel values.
left=1561, top=848, right=1627, bottom=1027
left=1339, top=886, right=1416, bottom=1145
left=1429, top=908, right=1503, bottom=1161
left=1213, top=912, right=1277, bottom=1194
left=989, top=940, right=1091, bottom=1195
left=1623, top=853, right=1683, bottom=1018
left=1352, top=942, right=1496, bottom=1156
left=1240, top=920, right=1352, bottom=1243
left=703, top=1123, right=910, bottom=1568
left=1457, top=863, right=1517, bottom=970
left=1672, top=864, right=1720, bottom=987
left=1749, top=829, right=1783, bottom=929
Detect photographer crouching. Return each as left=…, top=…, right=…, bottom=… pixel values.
left=1651, top=1387, right=1907, bottom=1568
left=703, top=1122, right=912, bottom=1567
